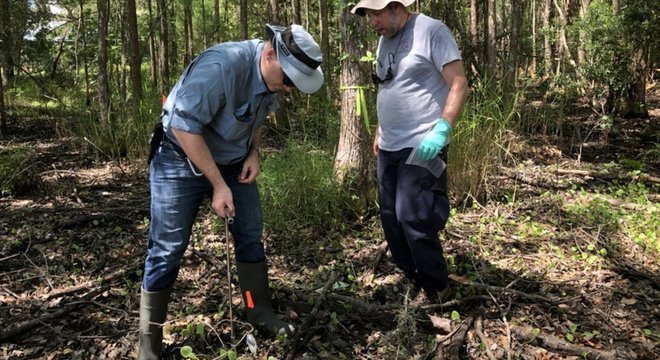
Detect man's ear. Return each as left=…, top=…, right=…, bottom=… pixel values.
left=266, top=47, right=276, bottom=61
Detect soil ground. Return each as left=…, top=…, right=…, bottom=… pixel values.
left=0, top=95, right=658, bottom=359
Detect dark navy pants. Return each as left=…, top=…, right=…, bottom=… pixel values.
left=376, top=148, right=450, bottom=292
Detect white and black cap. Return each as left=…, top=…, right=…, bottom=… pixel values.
left=266, top=24, right=324, bottom=94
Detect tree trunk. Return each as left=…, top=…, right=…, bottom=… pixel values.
left=269, top=0, right=290, bottom=130
left=184, top=0, right=194, bottom=65
left=270, top=0, right=281, bottom=24
left=213, top=0, right=220, bottom=43
left=169, top=3, right=178, bottom=73
left=97, top=0, right=111, bottom=126
left=577, top=0, right=589, bottom=66
left=147, top=0, right=158, bottom=93
left=304, top=0, right=310, bottom=29
left=201, top=0, right=207, bottom=47
left=542, top=0, right=552, bottom=78
left=467, top=0, right=480, bottom=77
left=531, top=0, right=537, bottom=78
left=430, top=0, right=440, bottom=18
left=292, top=0, right=301, bottom=24
left=157, top=0, right=170, bottom=94
left=0, top=0, right=14, bottom=83
left=335, top=8, right=372, bottom=212
left=486, top=0, right=496, bottom=77
left=126, top=0, right=143, bottom=104
left=506, top=0, right=522, bottom=87
left=239, top=0, right=248, bottom=40
left=624, top=47, right=649, bottom=118
left=470, top=0, right=478, bottom=53
left=552, top=0, right=575, bottom=69
left=0, top=67, right=5, bottom=131
left=319, top=0, right=330, bottom=94
left=80, top=0, right=91, bottom=106
left=119, top=5, right=128, bottom=108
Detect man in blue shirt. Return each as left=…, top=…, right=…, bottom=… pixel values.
left=139, top=24, right=323, bottom=359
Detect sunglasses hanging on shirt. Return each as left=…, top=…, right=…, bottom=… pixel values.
left=371, top=14, right=411, bottom=86
left=372, top=52, right=395, bottom=85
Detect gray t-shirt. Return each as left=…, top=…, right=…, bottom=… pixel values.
left=375, top=13, right=461, bottom=151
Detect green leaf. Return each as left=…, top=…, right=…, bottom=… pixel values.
left=195, top=322, right=205, bottom=337
left=227, top=350, right=237, bottom=360
left=643, top=329, right=653, bottom=335
left=566, top=333, right=574, bottom=342
left=180, top=346, right=198, bottom=359
left=532, top=328, right=541, bottom=337
left=451, top=311, right=460, bottom=321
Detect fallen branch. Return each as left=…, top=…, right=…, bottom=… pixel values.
left=54, top=214, right=125, bottom=229
left=556, top=168, right=660, bottom=185
left=475, top=316, right=497, bottom=360
left=437, top=315, right=475, bottom=360
left=512, top=324, right=617, bottom=360
left=370, top=240, right=389, bottom=274
left=0, top=284, right=112, bottom=341
left=448, top=274, right=561, bottom=303
left=285, top=272, right=338, bottom=360
left=328, top=291, right=492, bottom=313
left=43, top=262, right=140, bottom=300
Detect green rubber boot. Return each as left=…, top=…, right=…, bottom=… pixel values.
left=138, top=286, right=171, bottom=360
left=236, top=260, right=294, bottom=336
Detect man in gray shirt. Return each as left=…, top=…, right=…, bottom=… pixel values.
left=352, top=0, right=468, bottom=302
left=139, top=24, right=323, bottom=359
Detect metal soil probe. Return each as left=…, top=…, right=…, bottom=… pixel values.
left=225, top=215, right=235, bottom=342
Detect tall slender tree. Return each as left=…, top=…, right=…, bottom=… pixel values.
left=542, top=0, right=553, bottom=78
left=0, top=70, right=5, bottom=131
left=126, top=0, right=143, bottom=104
left=292, top=0, right=301, bottom=24
left=506, top=0, right=522, bottom=87
left=97, top=0, right=111, bottom=125
left=334, top=7, right=372, bottom=211
left=183, top=0, right=194, bottom=65
left=239, top=0, right=248, bottom=40
left=0, top=0, right=14, bottom=82
left=157, top=0, right=170, bottom=94
left=147, top=0, right=158, bottom=93
left=318, top=0, right=331, bottom=94
left=213, top=0, right=220, bottom=43
left=486, top=0, right=496, bottom=77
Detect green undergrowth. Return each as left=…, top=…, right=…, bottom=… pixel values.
left=259, top=140, right=356, bottom=239
left=0, top=145, right=43, bottom=196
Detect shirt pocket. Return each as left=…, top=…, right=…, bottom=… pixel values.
left=218, top=102, right=253, bottom=141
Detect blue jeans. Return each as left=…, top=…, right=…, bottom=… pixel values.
left=377, top=148, right=450, bottom=292
left=142, top=139, right=265, bottom=292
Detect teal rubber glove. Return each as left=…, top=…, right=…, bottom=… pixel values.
left=417, top=118, right=452, bottom=160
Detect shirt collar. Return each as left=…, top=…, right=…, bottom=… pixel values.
left=252, top=41, right=271, bottom=96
